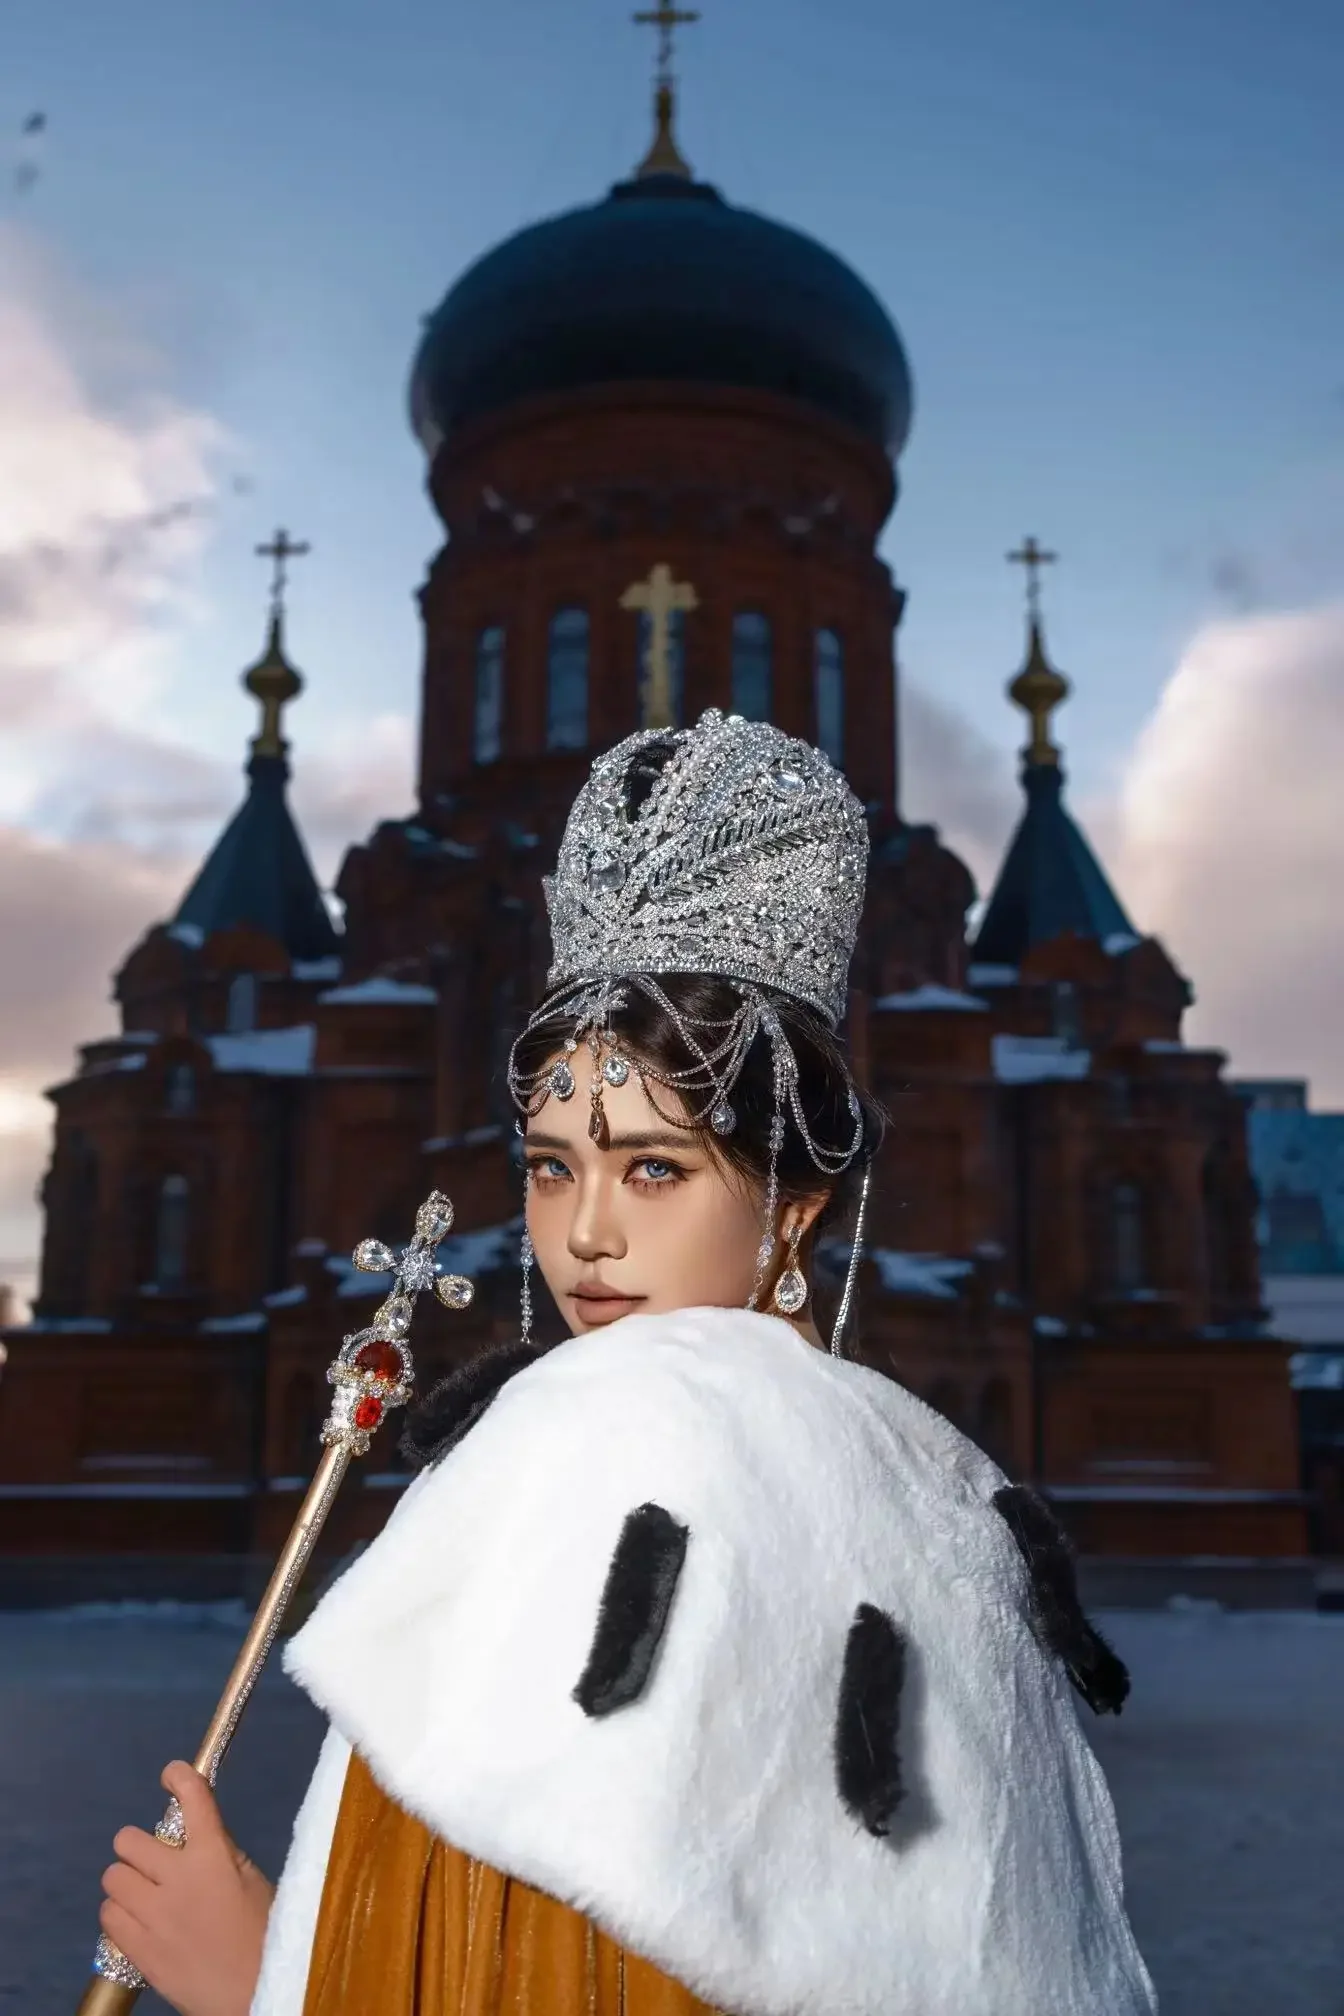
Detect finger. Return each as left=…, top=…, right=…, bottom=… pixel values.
left=101, top=1862, right=158, bottom=1916
left=160, top=1759, right=221, bottom=1840
left=111, top=1825, right=171, bottom=1879
left=97, top=1897, right=163, bottom=1983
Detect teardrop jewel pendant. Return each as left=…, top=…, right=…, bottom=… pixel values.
left=771, top=1226, right=809, bottom=1316
left=772, top=1262, right=808, bottom=1316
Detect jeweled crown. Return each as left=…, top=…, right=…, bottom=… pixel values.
left=544, top=710, right=869, bottom=1027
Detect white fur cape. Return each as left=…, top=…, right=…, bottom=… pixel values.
left=253, top=1307, right=1157, bottom=2016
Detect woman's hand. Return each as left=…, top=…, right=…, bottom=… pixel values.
left=99, top=1761, right=275, bottom=2016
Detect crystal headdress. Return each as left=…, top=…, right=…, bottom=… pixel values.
left=508, top=709, right=874, bottom=1352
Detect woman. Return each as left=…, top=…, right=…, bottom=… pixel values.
left=98, top=711, right=1157, bottom=2016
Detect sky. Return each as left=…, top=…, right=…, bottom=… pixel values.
left=2, top=0, right=1344, bottom=1295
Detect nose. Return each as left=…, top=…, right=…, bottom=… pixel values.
left=566, top=1174, right=626, bottom=1265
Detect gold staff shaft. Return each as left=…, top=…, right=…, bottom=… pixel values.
left=71, top=1190, right=475, bottom=2016
left=74, top=1443, right=350, bottom=2016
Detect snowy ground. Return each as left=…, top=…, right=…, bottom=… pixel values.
left=1, top=1603, right=1340, bottom=2014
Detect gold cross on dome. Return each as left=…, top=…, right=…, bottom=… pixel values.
left=633, top=0, right=700, bottom=84
left=1006, top=535, right=1058, bottom=617
left=255, top=527, right=310, bottom=617
left=621, top=561, right=698, bottom=729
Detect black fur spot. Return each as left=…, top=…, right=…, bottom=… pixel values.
left=834, top=1602, right=907, bottom=1837
left=572, top=1502, right=689, bottom=1718
left=398, top=1341, right=548, bottom=1471
left=992, top=1484, right=1130, bottom=1716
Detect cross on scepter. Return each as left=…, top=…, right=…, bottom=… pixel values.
left=633, top=0, right=700, bottom=83
left=621, top=561, right=698, bottom=730
left=1006, top=535, right=1058, bottom=617
left=255, top=527, right=311, bottom=618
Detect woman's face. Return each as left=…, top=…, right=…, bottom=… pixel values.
left=523, top=1046, right=775, bottom=1335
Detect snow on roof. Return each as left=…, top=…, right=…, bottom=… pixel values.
left=966, top=962, right=1018, bottom=987
left=167, top=922, right=204, bottom=948
left=992, top=1034, right=1092, bottom=1084
left=199, top=1311, right=267, bottom=1333
left=263, top=1284, right=308, bottom=1309
left=1290, top=1351, right=1344, bottom=1390
left=318, top=977, right=439, bottom=1007
left=873, top=985, right=988, bottom=1013
left=292, top=957, right=343, bottom=982
left=870, top=1250, right=974, bottom=1299
left=1143, top=1039, right=1186, bottom=1054
left=1104, top=932, right=1143, bottom=956
left=208, top=1026, right=316, bottom=1075
left=1034, top=1313, right=1069, bottom=1336
left=21, top=1316, right=114, bottom=1333
left=120, top=1031, right=159, bottom=1046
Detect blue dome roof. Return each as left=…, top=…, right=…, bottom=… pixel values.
left=410, top=174, right=913, bottom=458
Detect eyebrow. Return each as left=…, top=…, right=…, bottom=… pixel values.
left=524, top=1129, right=696, bottom=1155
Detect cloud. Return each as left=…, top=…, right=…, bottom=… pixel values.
left=0, top=222, right=232, bottom=1297
left=1112, top=602, right=1344, bottom=1104
left=900, top=681, right=1018, bottom=892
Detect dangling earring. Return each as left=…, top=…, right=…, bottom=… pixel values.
left=772, top=1221, right=809, bottom=1316
left=520, top=1171, right=535, bottom=1347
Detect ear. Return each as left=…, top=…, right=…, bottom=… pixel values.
left=783, top=1192, right=831, bottom=1243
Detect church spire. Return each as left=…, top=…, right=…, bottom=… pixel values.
left=972, top=537, right=1135, bottom=966
left=171, top=528, right=339, bottom=962
left=632, top=0, right=699, bottom=180
left=244, top=528, right=310, bottom=764
left=1005, top=535, right=1069, bottom=770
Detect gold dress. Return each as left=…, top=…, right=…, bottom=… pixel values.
left=301, top=1749, right=726, bottom=2016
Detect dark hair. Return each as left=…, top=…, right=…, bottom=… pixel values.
left=512, top=733, right=885, bottom=1255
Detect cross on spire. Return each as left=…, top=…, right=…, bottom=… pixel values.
left=633, top=0, right=699, bottom=82
left=255, top=527, right=310, bottom=619
left=1006, top=535, right=1058, bottom=618
left=631, top=0, right=699, bottom=179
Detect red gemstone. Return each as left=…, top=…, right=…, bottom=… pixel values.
left=353, top=1395, right=383, bottom=1432
left=354, top=1340, right=404, bottom=1382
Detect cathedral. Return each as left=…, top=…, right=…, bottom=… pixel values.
left=0, top=19, right=1307, bottom=1570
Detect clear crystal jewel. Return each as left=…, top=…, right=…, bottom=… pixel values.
left=415, top=1194, right=454, bottom=1242
left=588, top=856, right=627, bottom=894
left=353, top=1237, right=395, bottom=1273
left=378, top=1295, right=414, bottom=1339
left=550, top=1060, right=576, bottom=1099
left=603, top=1053, right=630, bottom=1086
left=398, top=1247, right=436, bottom=1294
left=773, top=1267, right=808, bottom=1315
left=768, top=765, right=806, bottom=797
left=710, top=1101, right=736, bottom=1135
left=435, top=1274, right=475, bottom=1310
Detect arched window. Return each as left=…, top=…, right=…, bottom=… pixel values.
left=545, top=607, right=589, bottom=751
left=165, top=1063, right=196, bottom=1115
left=731, top=611, right=773, bottom=721
left=814, top=627, right=845, bottom=765
left=636, top=609, right=687, bottom=727
left=1112, top=1182, right=1146, bottom=1291
left=472, top=625, right=505, bottom=764
left=155, top=1175, right=190, bottom=1291
left=226, top=973, right=257, bottom=1034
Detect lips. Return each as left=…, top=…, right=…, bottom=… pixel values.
left=570, top=1286, right=645, bottom=1325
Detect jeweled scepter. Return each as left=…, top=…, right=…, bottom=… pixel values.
left=74, top=1192, right=475, bottom=2015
